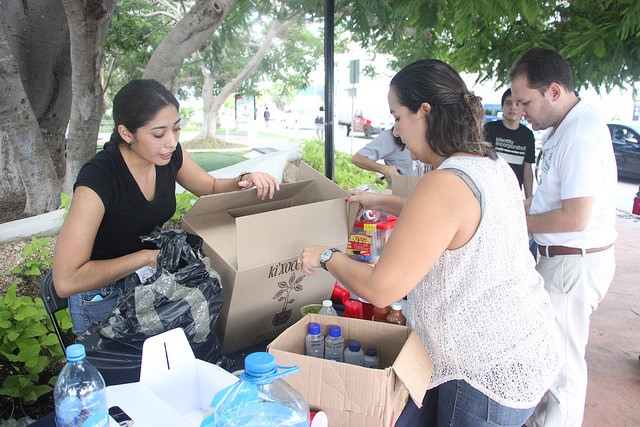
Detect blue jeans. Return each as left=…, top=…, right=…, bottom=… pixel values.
left=396, top=380, right=534, bottom=427
left=68, top=273, right=139, bottom=334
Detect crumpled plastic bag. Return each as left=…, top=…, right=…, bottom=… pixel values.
left=78, top=227, right=232, bottom=384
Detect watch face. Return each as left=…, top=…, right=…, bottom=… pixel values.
left=320, top=249, right=332, bottom=263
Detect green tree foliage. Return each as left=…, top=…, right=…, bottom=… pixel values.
left=337, top=0, right=640, bottom=93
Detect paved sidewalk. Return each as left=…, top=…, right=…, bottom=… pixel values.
left=583, top=214, right=640, bottom=426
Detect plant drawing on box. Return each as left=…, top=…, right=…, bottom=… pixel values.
left=272, top=272, right=304, bottom=326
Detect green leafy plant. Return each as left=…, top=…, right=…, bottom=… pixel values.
left=299, top=138, right=380, bottom=190
left=59, top=193, right=72, bottom=219
left=11, top=237, right=53, bottom=279
left=0, top=282, right=67, bottom=409
left=172, top=191, right=198, bottom=221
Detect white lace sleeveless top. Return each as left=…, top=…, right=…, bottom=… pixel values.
left=407, top=156, right=559, bottom=408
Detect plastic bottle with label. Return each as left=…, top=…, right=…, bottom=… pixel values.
left=343, top=340, right=364, bottom=366
left=386, top=302, right=407, bottom=325
left=305, top=323, right=324, bottom=358
left=54, top=344, right=108, bottom=427
left=372, top=305, right=391, bottom=322
left=318, top=299, right=338, bottom=316
left=324, top=325, right=344, bottom=362
left=201, top=352, right=309, bottom=427
left=363, top=348, right=379, bottom=369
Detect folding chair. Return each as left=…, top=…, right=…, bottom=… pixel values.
left=40, top=269, right=74, bottom=351
left=39, top=269, right=142, bottom=385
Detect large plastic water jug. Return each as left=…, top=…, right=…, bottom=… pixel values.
left=201, top=352, right=309, bottom=426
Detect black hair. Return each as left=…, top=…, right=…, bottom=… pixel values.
left=104, top=79, right=180, bottom=149
left=509, top=47, right=575, bottom=94
left=390, top=59, right=495, bottom=159
left=501, top=88, right=512, bottom=107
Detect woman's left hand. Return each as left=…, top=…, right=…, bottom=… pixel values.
left=239, top=172, right=280, bottom=200
left=298, top=245, right=329, bottom=276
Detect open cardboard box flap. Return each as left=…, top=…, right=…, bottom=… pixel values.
left=183, top=163, right=351, bottom=271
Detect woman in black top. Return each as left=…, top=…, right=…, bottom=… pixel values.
left=53, top=79, right=280, bottom=333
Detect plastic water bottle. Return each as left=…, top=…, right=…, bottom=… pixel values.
left=343, top=340, right=364, bottom=366
left=305, top=322, right=324, bottom=358
left=324, top=325, right=344, bottom=362
left=364, top=348, right=379, bottom=369
left=201, top=352, right=309, bottom=427
left=318, top=299, right=338, bottom=316
left=54, top=344, right=108, bottom=427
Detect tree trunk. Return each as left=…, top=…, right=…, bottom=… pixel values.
left=200, top=18, right=298, bottom=138
left=60, top=0, right=117, bottom=195
left=143, top=0, right=240, bottom=89
left=0, top=0, right=72, bottom=213
left=0, top=15, right=60, bottom=214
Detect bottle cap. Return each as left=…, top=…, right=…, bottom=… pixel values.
left=308, top=323, right=321, bottom=335
left=366, top=348, right=377, bottom=357
left=65, top=343, right=86, bottom=362
left=328, top=325, right=341, bottom=337
left=348, top=340, right=361, bottom=352
left=244, top=352, right=277, bottom=377
left=322, top=299, right=333, bottom=307
left=391, top=302, right=403, bottom=310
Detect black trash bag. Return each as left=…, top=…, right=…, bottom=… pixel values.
left=77, top=227, right=233, bottom=385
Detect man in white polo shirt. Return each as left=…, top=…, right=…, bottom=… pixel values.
left=510, top=47, right=617, bottom=427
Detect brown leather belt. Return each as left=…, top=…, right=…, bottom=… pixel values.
left=538, top=243, right=613, bottom=257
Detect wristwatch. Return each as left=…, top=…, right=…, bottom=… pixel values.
left=320, top=248, right=341, bottom=271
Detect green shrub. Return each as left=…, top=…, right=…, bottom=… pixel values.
left=11, top=237, right=53, bottom=279
left=299, top=138, right=381, bottom=190
left=0, top=283, right=66, bottom=407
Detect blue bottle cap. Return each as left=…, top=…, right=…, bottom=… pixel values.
left=366, top=348, right=378, bottom=357
left=348, top=340, right=361, bottom=352
left=244, top=352, right=277, bottom=377
left=328, top=325, right=341, bottom=337
left=65, top=344, right=86, bottom=362
left=308, top=323, right=321, bottom=335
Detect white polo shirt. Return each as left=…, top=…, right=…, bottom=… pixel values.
left=531, top=100, right=617, bottom=248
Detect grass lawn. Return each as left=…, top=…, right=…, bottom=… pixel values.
left=188, top=150, right=250, bottom=172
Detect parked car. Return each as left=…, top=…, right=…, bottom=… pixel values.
left=337, top=108, right=394, bottom=138
left=483, top=103, right=502, bottom=122
left=607, top=122, right=640, bottom=180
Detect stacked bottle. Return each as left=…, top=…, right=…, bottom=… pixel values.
left=363, top=348, right=379, bottom=369
left=343, top=340, right=364, bottom=366
left=305, top=323, right=324, bottom=358
left=324, top=325, right=344, bottom=362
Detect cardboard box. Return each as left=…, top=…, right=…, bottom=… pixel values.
left=267, top=314, right=434, bottom=426
left=106, top=328, right=239, bottom=427
left=182, top=162, right=352, bottom=353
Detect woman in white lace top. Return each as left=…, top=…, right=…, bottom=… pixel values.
left=299, top=59, right=559, bottom=426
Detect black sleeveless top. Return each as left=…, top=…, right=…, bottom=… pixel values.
left=74, top=143, right=184, bottom=260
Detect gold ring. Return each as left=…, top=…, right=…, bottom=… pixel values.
left=296, top=257, right=302, bottom=266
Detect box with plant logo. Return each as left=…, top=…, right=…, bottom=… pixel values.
left=182, top=162, right=352, bottom=353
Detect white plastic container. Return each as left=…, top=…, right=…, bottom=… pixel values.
left=324, top=325, right=344, bottom=362
left=305, top=322, right=324, bottom=358
left=363, top=348, right=379, bottom=369
left=343, top=340, right=364, bottom=366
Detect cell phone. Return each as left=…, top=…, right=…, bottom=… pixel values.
left=109, top=406, right=134, bottom=426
